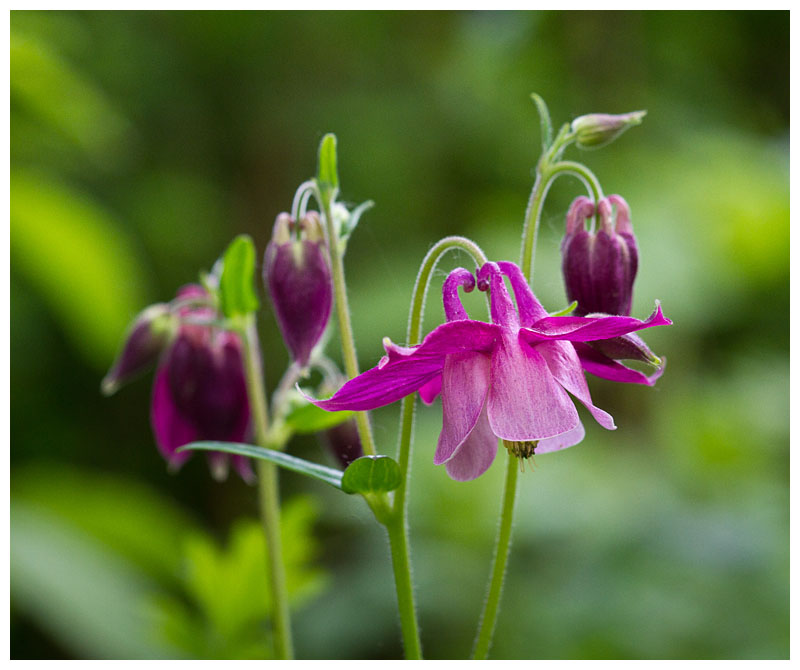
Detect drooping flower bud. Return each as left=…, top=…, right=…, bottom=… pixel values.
left=264, top=212, right=333, bottom=367
left=150, top=285, right=254, bottom=483
left=571, top=111, right=646, bottom=150
left=561, top=195, right=639, bottom=317
left=102, top=303, right=177, bottom=396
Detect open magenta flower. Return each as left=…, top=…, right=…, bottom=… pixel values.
left=311, top=261, right=670, bottom=481
left=150, top=284, right=254, bottom=482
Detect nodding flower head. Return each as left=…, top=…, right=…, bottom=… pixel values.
left=308, top=261, right=670, bottom=481
left=148, top=285, right=253, bottom=482
left=264, top=212, right=333, bottom=367
left=561, top=195, right=639, bottom=317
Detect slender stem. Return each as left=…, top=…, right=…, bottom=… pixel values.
left=256, top=459, right=294, bottom=660
left=385, top=514, right=423, bottom=659
left=317, top=187, right=377, bottom=457
left=472, top=454, right=519, bottom=659
left=520, top=160, right=604, bottom=283
left=239, top=315, right=294, bottom=659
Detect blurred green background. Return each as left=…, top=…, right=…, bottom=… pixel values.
left=10, top=10, right=788, bottom=660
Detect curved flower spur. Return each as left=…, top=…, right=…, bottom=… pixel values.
left=309, top=261, right=671, bottom=481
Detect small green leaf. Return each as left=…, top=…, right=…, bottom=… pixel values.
left=179, top=441, right=343, bottom=490
left=549, top=300, right=578, bottom=317
left=285, top=403, right=355, bottom=434
left=219, top=235, right=259, bottom=318
left=341, top=455, right=402, bottom=495
left=530, top=92, right=553, bottom=151
left=316, top=133, right=339, bottom=198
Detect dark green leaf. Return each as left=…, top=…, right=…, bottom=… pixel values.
left=316, top=133, right=339, bottom=198
left=179, top=441, right=343, bottom=490
left=341, top=455, right=402, bottom=494
left=219, top=235, right=259, bottom=318
left=285, top=402, right=355, bottom=434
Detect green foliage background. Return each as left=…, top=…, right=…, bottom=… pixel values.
left=10, top=10, right=788, bottom=659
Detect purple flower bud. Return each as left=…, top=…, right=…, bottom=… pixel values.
left=102, top=303, right=177, bottom=396
left=571, top=111, right=646, bottom=150
left=150, top=285, right=254, bottom=483
left=264, top=212, right=333, bottom=367
left=561, top=194, right=639, bottom=317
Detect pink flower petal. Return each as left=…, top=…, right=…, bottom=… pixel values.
left=150, top=366, right=196, bottom=469
left=535, top=422, right=586, bottom=454
left=434, top=352, right=491, bottom=465
left=444, top=403, right=498, bottom=481
left=418, top=374, right=442, bottom=405
left=311, top=320, right=499, bottom=412
left=535, top=340, right=616, bottom=430
left=574, top=342, right=665, bottom=386
left=521, top=302, right=671, bottom=344
left=487, top=334, right=580, bottom=441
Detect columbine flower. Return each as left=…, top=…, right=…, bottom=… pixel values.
left=150, top=284, right=254, bottom=482
left=264, top=211, right=333, bottom=367
left=310, top=261, right=670, bottom=481
left=562, top=195, right=665, bottom=384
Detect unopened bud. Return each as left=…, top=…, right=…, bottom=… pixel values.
left=102, top=303, right=177, bottom=396
left=264, top=212, right=333, bottom=366
left=561, top=195, right=639, bottom=317
left=571, top=111, right=646, bottom=150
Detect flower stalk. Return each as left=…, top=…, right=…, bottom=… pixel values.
left=237, top=313, right=294, bottom=660
left=472, top=453, right=519, bottom=659
left=316, top=184, right=377, bottom=458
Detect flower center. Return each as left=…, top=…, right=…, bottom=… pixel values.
left=502, top=439, right=539, bottom=472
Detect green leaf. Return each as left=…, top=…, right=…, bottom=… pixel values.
left=285, top=402, right=355, bottom=434
left=549, top=300, right=578, bottom=317
left=530, top=92, right=553, bottom=151
left=316, top=133, right=339, bottom=198
left=341, top=455, right=402, bottom=494
left=179, top=441, right=344, bottom=490
left=219, top=235, right=259, bottom=318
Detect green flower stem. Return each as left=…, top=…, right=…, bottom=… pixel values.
left=385, top=513, right=423, bottom=659
left=520, top=159, right=604, bottom=283
left=472, top=454, right=519, bottom=659
left=317, top=189, right=377, bottom=458
left=239, top=315, right=294, bottom=660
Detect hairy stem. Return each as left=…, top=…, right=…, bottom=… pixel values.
left=472, top=454, right=519, bottom=659
left=317, top=189, right=377, bottom=457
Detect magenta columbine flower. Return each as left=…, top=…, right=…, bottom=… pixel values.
left=150, top=284, right=253, bottom=482
left=311, top=261, right=670, bottom=481
left=264, top=211, right=333, bottom=367
left=561, top=195, right=638, bottom=317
